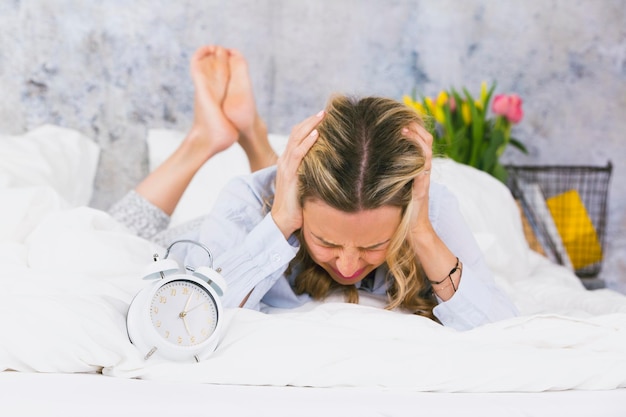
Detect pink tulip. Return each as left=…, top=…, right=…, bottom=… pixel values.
left=492, top=94, right=524, bottom=124
left=448, top=96, right=457, bottom=112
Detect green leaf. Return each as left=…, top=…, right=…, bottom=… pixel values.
left=442, top=103, right=455, bottom=146
left=492, top=163, right=508, bottom=183
left=452, top=126, right=470, bottom=162
left=509, top=137, right=529, bottom=154
left=463, top=91, right=484, bottom=167
left=484, top=82, right=497, bottom=111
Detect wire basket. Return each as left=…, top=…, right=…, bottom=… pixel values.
left=505, top=162, right=612, bottom=278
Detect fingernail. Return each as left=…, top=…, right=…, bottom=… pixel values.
left=402, top=127, right=409, bottom=134
left=310, top=129, right=318, bottom=137
left=316, top=110, right=325, bottom=117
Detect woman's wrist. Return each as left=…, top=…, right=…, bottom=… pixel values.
left=270, top=209, right=297, bottom=240
left=409, top=223, right=461, bottom=301
left=429, top=257, right=462, bottom=298
left=408, top=220, right=437, bottom=253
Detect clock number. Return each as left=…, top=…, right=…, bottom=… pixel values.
left=149, top=280, right=218, bottom=348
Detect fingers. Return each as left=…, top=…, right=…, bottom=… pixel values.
left=404, top=123, right=432, bottom=149
left=406, top=123, right=432, bottom=219
left=403, top=123, right=433, bottom=171
left=289, top=110, right=325, bottom=146
left=272, top=110, right=325, bottom=238
left=281, top=110, right=325, bottom=164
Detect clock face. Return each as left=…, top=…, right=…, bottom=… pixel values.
left=149, top=279, right=219, bottom=347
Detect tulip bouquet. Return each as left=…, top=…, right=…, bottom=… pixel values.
left=403, top=82, right=527, bottom=182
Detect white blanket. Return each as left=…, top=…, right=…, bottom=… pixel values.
left=1, top=126, right=626, bottom=392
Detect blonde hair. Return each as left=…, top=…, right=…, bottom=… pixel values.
left=288, top=95, right=437, bottom=319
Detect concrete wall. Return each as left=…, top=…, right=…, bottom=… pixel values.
left=1, top=0, right=624, bottom=288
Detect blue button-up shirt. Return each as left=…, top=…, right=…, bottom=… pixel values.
left=173, top=166, right=518, bottom=331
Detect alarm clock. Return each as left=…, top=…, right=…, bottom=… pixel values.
left=126, top=239, right=227, bottom=363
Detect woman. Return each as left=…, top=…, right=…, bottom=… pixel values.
left=110, top=45, right=518, bottom=330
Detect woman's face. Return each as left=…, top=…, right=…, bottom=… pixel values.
left=301, top=199, right=402, bottom=286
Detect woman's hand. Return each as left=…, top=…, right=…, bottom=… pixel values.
left=271, top=110, right=325, bottom=239
left=404, top=123, right=460, bottom=300
left=405, top=123, right=434, bottom=238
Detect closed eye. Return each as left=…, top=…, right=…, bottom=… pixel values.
left=310, top=232, right=390, bottom=252
left=361, top=241, right=391, bottom=251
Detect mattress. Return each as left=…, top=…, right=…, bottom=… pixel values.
left=3, top=372, right=625, bottom=417
left=1, top=126, right=626, bottom=416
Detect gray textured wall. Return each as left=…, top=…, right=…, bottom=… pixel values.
left=1, top=0, right=625, bottom=288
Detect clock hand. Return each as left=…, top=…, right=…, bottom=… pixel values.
left=181, top=315, right=192, bottom=336
left=179, top=293, right=195, bottom=336
left=186, top=301, right=208, bottom=314
left=178, top=293, right=194, bottom=319
left=182, top=292, right=193, bottom=313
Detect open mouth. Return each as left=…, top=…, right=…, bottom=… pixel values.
left=332, top=267, right=365, bottom=282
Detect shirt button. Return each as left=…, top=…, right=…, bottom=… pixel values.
left=271, top=253, right=281, bottom=263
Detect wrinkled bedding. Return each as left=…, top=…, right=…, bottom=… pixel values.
left=1, top=125, right=625, bottom=392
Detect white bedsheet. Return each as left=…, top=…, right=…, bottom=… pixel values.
left=1, top=127, right=626, bottom=393
left=3, top=372, right=626, bottom=417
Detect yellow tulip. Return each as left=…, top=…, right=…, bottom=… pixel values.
left=433, top=106, right=446, bottom=124
left=402, top=95, right=426, bottom=115
left=480, top=81, right=488, bottom=105
left=436, top=90, right=448, bottom=107
left=461, top=102, right=471, bottom=124
left=425, top=97, right=435, bottom=114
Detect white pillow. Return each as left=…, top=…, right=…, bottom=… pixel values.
left=0, top=206, right=153, bottom=373
left=147, top=129, right=288, bottom=227
left=0, top=124, right=100, bottom=206
left=431, top=158, right=531, bottom=284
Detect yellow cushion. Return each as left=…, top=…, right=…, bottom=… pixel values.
left=546, top=190, right=603, bottom=270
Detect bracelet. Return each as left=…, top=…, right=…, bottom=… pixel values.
left=429, top=257, right=462, bottom=292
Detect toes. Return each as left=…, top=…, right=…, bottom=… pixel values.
left=227, top=48, right=249, bottom=77
left=228, top=48, right=245, bottom=62
left=191, top=45, right=215, bottom=65
left=191, top=45, right=228, bottom=69
left=214, top=45, right=228, bottom=60
left=190, top=45, right=230, bottom=82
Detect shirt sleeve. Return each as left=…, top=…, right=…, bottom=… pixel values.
left=429, top=183, right=519, bottom=330
left=169, top=168, right=299, bottom=309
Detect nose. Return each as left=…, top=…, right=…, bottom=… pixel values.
left=336, top=248, right=361, bottom=278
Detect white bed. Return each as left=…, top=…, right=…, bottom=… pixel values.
left=1, top=125, right=625, bottom=416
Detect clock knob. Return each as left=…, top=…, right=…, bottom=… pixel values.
left=193, top=266, right=227, bottom=296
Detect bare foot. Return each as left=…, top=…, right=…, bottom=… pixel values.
left=188, top=45, right=239, bottom=160
left=224, top=49, right=277, bottom=171
left=223, top=49, right=258, bottom=136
